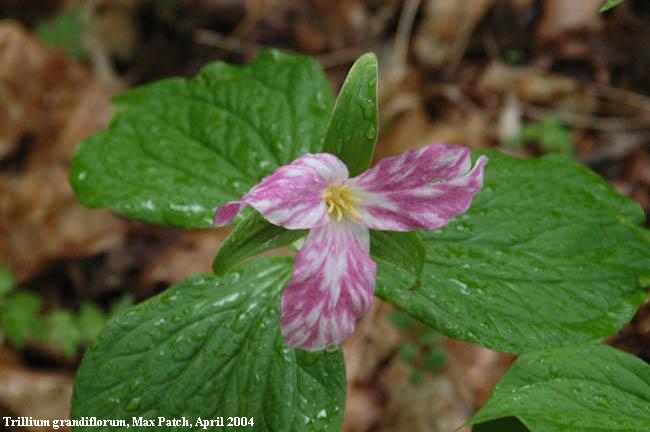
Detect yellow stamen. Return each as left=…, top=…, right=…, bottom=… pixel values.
left=322, top=184, right=362, bottom=223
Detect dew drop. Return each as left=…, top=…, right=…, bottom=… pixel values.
left=361, top=101, right=375, bottom=120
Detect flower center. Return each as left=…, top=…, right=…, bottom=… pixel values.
left=322, top=184, right=362, bottom=222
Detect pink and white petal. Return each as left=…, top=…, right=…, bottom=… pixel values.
left=280, top=221, right=376, bottom=351
left=213, top=201, right=246, bottom=227
left=213, top=153, right=349, bottom=229
left=349, top=144, right=488, bottom=231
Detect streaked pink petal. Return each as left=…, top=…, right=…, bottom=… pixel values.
left=213, top=153, right=349, bottom=229
left=280, top=221, right=376, bottom=351
left=213, top=201, right=245, bottom=227
left=349, top=144, right=488, bottom=231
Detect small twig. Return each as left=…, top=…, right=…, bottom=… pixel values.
left=367, top=3, right=400, bottom=41
left=522, top=103, right=650, bottom=131
left=594, top=83, right=650, bottom=115
left=193, top=28, right=264, bottom=56
left=481, top=31, right=504, bottom=63
left=195, top=28, right=364, bottom=69
left=428, top=83, right=491, bottom=123
left=393, top=0, right=421, bottom=69
left=316, top=47, right=365, bottom=69
left=446, top=0, right=495, bottom=75
left=380, top=0, right=421, bottom=101
left=80, top=0, right=125, bottom=93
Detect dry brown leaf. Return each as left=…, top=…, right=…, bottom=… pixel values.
left=0, top=348, right=73, bottom=432
left=413, top=0, right=493, bottom=71
left=341, top=298, right=513, bottom=432
left=478, top=62, right=598, bottom=120
left=537, top=0, right=603, bottom=42
left=376, top=360, right=472, bottom=432
left=365, top=340, right=511, bottom=432
left=139, top=229, right=229, bottom=288
left=342, top=386, right=382, bottom=432
left=444, top=340, right=514, bottom=407
left=344, top=300, right=401, bottom=383
left=0, top=22, right=124, bottom=281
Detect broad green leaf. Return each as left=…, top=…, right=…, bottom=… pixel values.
left=469, top=344, right=650, bottom=431
left=71, top=50, right=333, bottom=228
left=322, top=53, right=378, bottom=176
left=600, top=0, right=624, bottom=12
left=71, top=258, right=346, bottom=431
left=213, top=211, right=306, bottom=275
left=377, top=151, right=650, bottom=354
left=371, top=230, right=425, bottom=289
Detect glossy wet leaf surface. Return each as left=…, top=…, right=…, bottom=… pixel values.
left=322, top=52, right=378, bottom=176
left=376, top=151, right=650, bottom=354
left=71, top=258, right=346, bottom=431
left=371, top=230, right=425, bottom=290
left=70, top=50, right=333, bottom=228
left=469, top=344, right=650, bottom=431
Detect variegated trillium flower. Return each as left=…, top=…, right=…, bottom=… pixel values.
left=214, top=144, right=488, bottom=351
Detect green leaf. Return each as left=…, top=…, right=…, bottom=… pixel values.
left=71, top=50, right=333, bottom=228
left=377, top=151, right=650, bottom=354
left=48, top=310, right=83, bottom=358
left=322, top=53, right=378, bottom=176
left=388, top=310, right=416, bottom=331
left=469, top=344, right=650, bottom=431
left=371, top=230, right=425, bottom=289
left=508, top=116, right=573, bottom=155
left=71, top=258, right=346, bottom=431
left=600, top=0, right=624, bottom=12
left=1, top=292, right=46, bottom=347
left=417, top=330, right=442, bottom=346
left=213, top=211, right=306, bottom=275
left=409, top=371, right=425, bottom=386
left=78, top=303, right=108, bottom=342
left=398, top=342, right=417, bottom=364
left=110, top=295, right=134, bottom=315
left=0, top=267, right=13, bottom=298
left=36, top=10, right=86, bottom=60
left=423, top=347, right=446, bottom=372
